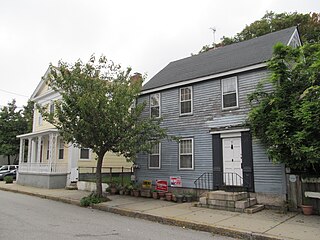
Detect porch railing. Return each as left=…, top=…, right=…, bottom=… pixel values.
left=19, top=163, right=68, bottom=174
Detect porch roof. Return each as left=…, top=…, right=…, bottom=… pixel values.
left=17, top=128, right=59, bottom=139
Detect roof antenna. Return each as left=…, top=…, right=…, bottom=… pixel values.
left=209, top=27, right=216, bottom=49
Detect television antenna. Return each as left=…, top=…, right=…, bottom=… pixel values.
left=209, top=27, right=216, bottom=48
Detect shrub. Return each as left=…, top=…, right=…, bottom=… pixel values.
left=80, top=193, right=107, bottom=207
left=4, top=176, right=13, bottom=184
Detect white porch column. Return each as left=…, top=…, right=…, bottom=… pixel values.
left=37, top=136, right=42, bottom=163
left=31, top=138, right=36, bottom=163
left=19, top=138, right=24, bottom=164
left=48, top=133, right=54, bottom=172
left=27, top=138, right=32, bottom=163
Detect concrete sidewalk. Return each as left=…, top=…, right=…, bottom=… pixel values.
left=1, top=182, right=319, bottom=240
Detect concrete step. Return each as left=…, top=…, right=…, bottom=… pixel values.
left=66, top=182, right=78, bottom=190
left=244, top=204, right=264, bottom=214
left=235, top=198, right=257, bottom=209
left=208, top=190, right=247, bottom=201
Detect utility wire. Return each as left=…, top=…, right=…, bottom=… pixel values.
left=0, top=88, right=29, bottom=98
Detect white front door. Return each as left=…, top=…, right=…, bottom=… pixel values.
left=223, top=137, right=242, bottom=186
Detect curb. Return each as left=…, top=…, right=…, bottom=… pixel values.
left=1, top=187, right=284, bottom=240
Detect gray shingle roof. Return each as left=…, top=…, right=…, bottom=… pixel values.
left=143, top=27, right=296, bottom=91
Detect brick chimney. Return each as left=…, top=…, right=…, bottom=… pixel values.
left=130, top=72, right=143, bottom=85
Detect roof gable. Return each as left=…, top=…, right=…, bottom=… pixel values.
left=143, top=27, right=298, bottom=92
left=31, top=67, right=52, bottom=100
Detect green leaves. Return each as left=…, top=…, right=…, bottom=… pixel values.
left=248, top=43, right=320, bottom=172
left=0, top=100, right=32, bottom=164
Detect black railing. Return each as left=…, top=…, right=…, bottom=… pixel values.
left=194, top=172, right=214, bottom=198
left=194, top=172, right=251, bottom=201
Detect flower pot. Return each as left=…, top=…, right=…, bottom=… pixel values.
left=301, top=205, right=313, bottom=215
left=133, top=190, right=140, bottom=197
left=165, top=192, right=172, bottom=201
left=119, top=190, right=124, bottom=195
left=152, top=191, right=158, bottom=199
left=172, top=195, right=177, bottom=202
left=158, top=191, right=165, bottom=199
left=185, top=195, right=192, bottom=202
left=110, top=187, right=118, bottom=195
left=176, top=195, right=184, bottom=203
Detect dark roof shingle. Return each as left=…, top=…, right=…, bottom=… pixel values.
left=143, top=27, right=296, bottom=91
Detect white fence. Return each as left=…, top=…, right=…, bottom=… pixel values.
left=19, top=163, right=68, bottom=174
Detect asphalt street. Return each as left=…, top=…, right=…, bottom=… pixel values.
left=0, top=190, right=237, bottom=240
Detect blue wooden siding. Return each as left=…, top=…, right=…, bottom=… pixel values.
left=136, top=68, right=285, bottom=193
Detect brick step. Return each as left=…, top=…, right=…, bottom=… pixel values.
left=244, top=204, right=265, bottom=214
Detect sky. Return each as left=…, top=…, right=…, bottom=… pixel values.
left=0, top=0, right=319, bottom=109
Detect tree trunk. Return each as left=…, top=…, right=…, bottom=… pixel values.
left=7, top=155, right=10, bottom=165
left=96, top=153, right=105, bottom=197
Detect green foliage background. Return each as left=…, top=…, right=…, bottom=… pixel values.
left=248, top=43, right=320, bottom=172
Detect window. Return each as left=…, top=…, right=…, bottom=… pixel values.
left=179, top=138, right=194, bottom=170
left=150, top=93, right=160, bottom=118
left=80, top=148, right=90, bottom=160
left=58, top=139, right=64, bottom=159
left=149, top=142, right=161, bottom=169
left=49, top=102, right=55, bottom=114
left=221, top=77, right=238, bottom=109
left=38, top=112, right=43, bottom=126
left=180, top=87, right=192, bottom=115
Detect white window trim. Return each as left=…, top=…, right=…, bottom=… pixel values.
left=79, top=148, right=91, bottom=160
left=179, top=86, right=193, bottom=116
left=179, top=138, right=194, bottom=170
left=221, top=76, right=239, bottom=110
left=148, top=142, right=161, bottom=169
left=150, top=93, right=161, bottom=118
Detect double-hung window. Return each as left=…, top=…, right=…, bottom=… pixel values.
left=80, top=148, right=90, bottom=160
left=58, top=139, right=64, bottom=159
left=150, top=93, right=160, bottom=118
left=221, top=76, right=238, bottom=109
left=179, top=138, right=194, bottom=170
left=180, top=86, right=192, bottom=115
left=149, top=142, right=161, bottom=169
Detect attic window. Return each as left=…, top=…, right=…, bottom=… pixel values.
left=221, top=77, right=238, bottom=109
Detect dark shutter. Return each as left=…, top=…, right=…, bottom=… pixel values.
left=212, top=134, right=223, bottom=188
left=241, top=131, right=254, bottom=192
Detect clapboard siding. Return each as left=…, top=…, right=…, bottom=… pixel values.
left=252, top=138, right=286, bottom=194
left=136, top=68, right=285, bottom=191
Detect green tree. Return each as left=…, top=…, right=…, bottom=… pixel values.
left=198, top=11, right=320, bottom=54
left=248, top=43, right=320, bottom=172
left=0, top=100, right=31, bottom=164
left=42, top=55, right=167, bottom=196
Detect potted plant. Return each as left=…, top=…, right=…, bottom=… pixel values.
left=185, top=191, right=193, bottom=202
left=175, top=193, right=184, bottom=203
left=301, top=196, right=313, bottom=215
left=4, top=176, right=13, bottom=184
left=165, top=192, right=172, bottom=201
left=119, top=186, right=125, bottom=195
left=109, top=182, right=118, bottom=195
left=132, top=183, right=140, bottom=197
left=152, top=190, right=158, bottom=199
left=158, top=191, right=165, bottom=199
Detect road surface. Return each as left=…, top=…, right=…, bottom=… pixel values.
left=0, top=190, right=237, bottom=240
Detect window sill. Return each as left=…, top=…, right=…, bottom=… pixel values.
left=179, top=113, right=193, bottom=117
left=222, top=106, right=240, bottom=112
